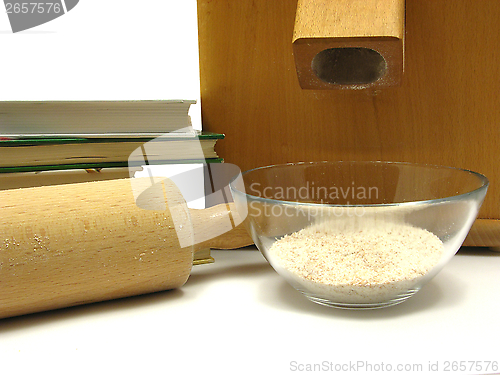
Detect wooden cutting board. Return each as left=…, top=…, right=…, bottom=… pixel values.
left=197, top=0, right=500, bottom=246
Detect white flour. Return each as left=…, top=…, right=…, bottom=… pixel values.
left=268, top=221, right=444, bottom=304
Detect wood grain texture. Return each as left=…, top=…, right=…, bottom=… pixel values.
left=191, top=203, right=253, bottom=249
left=293, top=0, right=404, bottom=40
left=293, top=0, right=405, bottom=88
left=0, top=179, right=251, bottom=319
left=463, top=219, right=500, bottom=249
left=197, top=0, right=500, bottom=244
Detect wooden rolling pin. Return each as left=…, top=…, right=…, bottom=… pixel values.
left=0, top=178, right=252, bottom=319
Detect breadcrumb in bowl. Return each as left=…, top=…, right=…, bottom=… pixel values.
left=230, top=161, right=488, bottom=309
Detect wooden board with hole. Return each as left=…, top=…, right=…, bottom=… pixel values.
left=197, top=0, right=500, bottom=247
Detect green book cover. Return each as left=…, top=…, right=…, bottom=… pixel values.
left=0, top=132, right=225, bottom=173
left=0, top=131, right=225, bottom=145
left=0, top=159, right=224, bottom=174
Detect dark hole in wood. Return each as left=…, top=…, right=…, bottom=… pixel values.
left=312, top=47, right=387, bottom=85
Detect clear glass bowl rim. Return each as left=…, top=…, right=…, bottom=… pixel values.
left=229, top=160, right=489, bottom=208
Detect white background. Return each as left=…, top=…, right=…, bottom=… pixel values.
left=0, top=0, right=201, bottom=128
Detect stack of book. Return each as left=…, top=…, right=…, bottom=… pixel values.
left=0, top=100, right=223, bottom=189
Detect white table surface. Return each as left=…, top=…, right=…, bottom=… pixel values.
left=1, top=246, right=499, bottom=375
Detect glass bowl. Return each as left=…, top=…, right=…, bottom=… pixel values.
left=229, top=161, right=488, bottom=309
